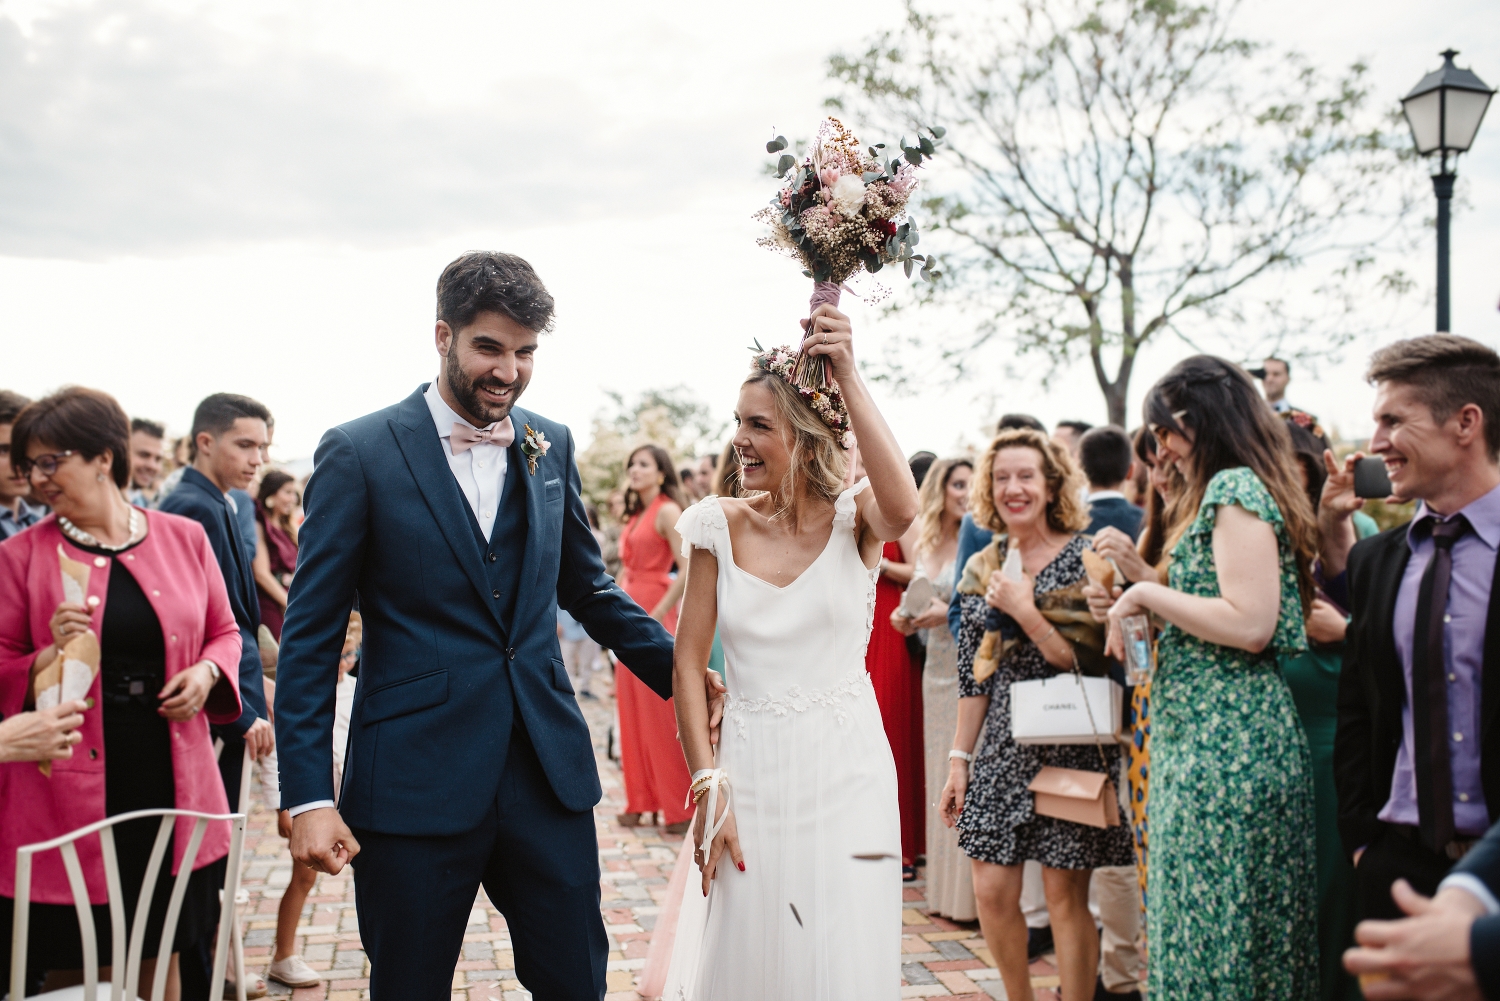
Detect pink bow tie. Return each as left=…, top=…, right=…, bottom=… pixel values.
left=450, top=417, right=515, bottom=454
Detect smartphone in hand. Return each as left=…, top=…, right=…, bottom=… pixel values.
left=1353, top=456, right=1392, bottom=499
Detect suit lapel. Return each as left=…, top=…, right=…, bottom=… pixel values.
left=1371, top=530, right=1412, bottom=705
left=511, top=408, right=547, bottom=625
left=1482, top=544, right=1500, bottom=752
left=390, top=387, right=507, bottom=636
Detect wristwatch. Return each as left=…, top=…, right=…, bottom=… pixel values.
left=948, top=749, right=974, bottom=764
left=205, top=661, right=221, bottom=684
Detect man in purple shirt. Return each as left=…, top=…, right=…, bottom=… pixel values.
left=1328, top=334, right=1500, bottom=924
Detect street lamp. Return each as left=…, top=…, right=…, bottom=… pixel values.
left=1401, top=50, right=1494, bottom=333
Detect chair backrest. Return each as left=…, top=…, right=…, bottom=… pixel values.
left=10, top=807, right=246, bottom=1001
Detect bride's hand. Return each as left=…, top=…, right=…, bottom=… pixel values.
left=800, top=306, right=857, bottom=385
left=692, top=798, right=744, bottom=896
left=938, top=760, right=968, bottom=829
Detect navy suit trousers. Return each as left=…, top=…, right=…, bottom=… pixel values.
left=349, top=721, right=607, bottom=1001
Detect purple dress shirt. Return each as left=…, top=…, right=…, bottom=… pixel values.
left=1378, top=481, right=1500, bottom=836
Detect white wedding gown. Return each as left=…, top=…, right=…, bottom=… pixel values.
left=661, top=479, right=901, bottom=1001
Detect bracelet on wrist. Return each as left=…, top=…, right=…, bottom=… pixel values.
left=948, top=749, right=974, bottom=764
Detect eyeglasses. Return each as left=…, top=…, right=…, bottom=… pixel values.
left=22, top=450, right=77, bottom=478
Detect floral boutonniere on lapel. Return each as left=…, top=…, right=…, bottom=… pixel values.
left=521, top=424, right=550, bottom=475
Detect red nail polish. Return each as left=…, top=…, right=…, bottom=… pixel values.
left=737, top=861, right=745, bottom=872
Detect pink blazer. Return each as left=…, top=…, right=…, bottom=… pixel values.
left=0, top=511, right=242, bottom=904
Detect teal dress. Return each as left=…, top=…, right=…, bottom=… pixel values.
left=1148, top=468, right=1319, bottom=1000
left=1278, top=511, right=1378, bottom=1001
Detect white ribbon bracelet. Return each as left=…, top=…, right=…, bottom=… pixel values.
left=692, top=768, right=732, bottom=855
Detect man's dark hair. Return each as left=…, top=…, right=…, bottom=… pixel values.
left=1368, top=334, right=1500, bottom=458
left=0, top=390, right=32, bottom=426
left=131, top=417, right=166, bottom=439
left=997, top=413, right=1047, bottom=433
left=1077, top=425, right=1133, bottom=488
left=11, top=386, right=131, bottom=488
left=908, top=450, right=938, bottom=488
left=1056, top=420, right=1093, bottom=437
left=436, top=251, right=555, bottom=335
left=189, top=393, right=272, bottom=459
left=1265, top=357, right=1290, bottom=376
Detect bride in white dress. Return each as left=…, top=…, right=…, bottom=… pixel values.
left=665, top=305, right=919, bottom=1001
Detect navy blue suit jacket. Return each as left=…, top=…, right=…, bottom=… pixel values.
left=273, top=387, right=675, bottom=836
left=1449, top=821, right=1500, bottom=997
left=1085, top=496, right=1143, bottom=541
left=158, top=466, right=268, bottom=733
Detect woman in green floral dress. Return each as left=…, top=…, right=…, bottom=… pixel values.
left=1088, top=356, right=1322, bottom=1000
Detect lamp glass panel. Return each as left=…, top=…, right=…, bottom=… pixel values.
left=1403, top=90, right=1443, bottom=153
left=1444, top=89, right=1494, bottom=151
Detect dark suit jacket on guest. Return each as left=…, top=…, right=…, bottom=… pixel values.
left=1445, top=822, right=1500, bottom=997
left=1334, top=526, right=1500, bottom=858
left=158, top=466, right=268, bottom=733
left=1085, top=495, right=1143, bottom=541
left=273, top=386, right=675, bottom=837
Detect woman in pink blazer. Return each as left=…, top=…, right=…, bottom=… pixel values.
left=0, top=388, right=242, bottom=997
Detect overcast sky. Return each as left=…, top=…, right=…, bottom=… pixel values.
left=3, top=0, right=1499, bottom=462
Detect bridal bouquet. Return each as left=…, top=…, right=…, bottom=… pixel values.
left=755, top=117, right=944, bottom=389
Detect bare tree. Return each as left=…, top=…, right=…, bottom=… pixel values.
left=828, top=0, right=1420, bottom=425
left=575, top=387, right=727, bottom=506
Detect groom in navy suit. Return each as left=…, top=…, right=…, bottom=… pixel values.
left=274, top=252, right=677, bottom=1000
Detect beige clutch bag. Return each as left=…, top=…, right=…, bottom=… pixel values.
left=1027, top=766, right=1121, bottom=829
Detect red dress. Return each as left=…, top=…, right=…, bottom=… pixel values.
left=616, top=493, right=693, bottom=824
left=866, top=540, right=925, bottom=864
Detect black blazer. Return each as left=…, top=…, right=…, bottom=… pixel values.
left=1449, top=821, right=1500, bottom=997
left=1085, top=496, right=1143, bottom=541
left=1334, top=525, right=1500, bottom=857
left=158, top=466, right=268, bottom=732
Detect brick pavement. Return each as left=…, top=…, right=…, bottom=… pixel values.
left=237, top=681, right=1063, bottom=1001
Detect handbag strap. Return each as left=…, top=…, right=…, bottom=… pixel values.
left=1067, top=651, right=1112, bottom=776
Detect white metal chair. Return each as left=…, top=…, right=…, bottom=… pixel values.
left=212, top=739, right=255, bottom=1001
left=9, top=807, right=246, bottom=1001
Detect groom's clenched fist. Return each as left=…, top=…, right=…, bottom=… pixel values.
left=292, top=807, right=361, bottom=874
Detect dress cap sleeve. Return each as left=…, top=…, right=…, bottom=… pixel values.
left=1193, top=467, right=1286, bottom=535
left=675, top=496, right=728, bottom=560
left=833, top=477, right=871, bottom=528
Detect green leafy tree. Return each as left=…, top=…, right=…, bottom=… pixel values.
left=827, top=0, right=1421, bottom=425
left=576, top=386, right=728, bottom=507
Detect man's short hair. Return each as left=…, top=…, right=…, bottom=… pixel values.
left=436, top=251, right=555, bottom=335
left=1055, top=420, right=1094, bottom=437
left=131, top=417, right=166, bottom=439
left=11, top=386, right=131, bottom=488
left=0, top=390, right=32, bottom=426
left=1077, top=425, right=1134, bottom=488
left=997, top=413, right=1047, bottom=433
left=189, top=393, right=271, bottom=459
left=1265, top=357, right=1290, bottom=376
left=1368, top=335, right=1500, bottom=458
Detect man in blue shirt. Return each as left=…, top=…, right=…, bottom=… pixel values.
left=0, top=391, right=44, bottom=540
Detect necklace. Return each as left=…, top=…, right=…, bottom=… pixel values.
left=59, top=507, right=144, bottom=552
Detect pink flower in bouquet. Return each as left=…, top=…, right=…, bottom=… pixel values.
left=819, top=166, right=841, bottom=189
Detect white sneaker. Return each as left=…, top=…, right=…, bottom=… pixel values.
left=268, top=955, right=322, bottom=989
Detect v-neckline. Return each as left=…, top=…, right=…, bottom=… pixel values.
left=720, top=507, right=840, bottom=591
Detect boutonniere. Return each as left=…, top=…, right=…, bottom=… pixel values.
left=521, top=424, right=550, bottom=475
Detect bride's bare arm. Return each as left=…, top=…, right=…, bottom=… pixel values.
left=674, top=546, right=719, bottom=774
left=802, top=306, right=918, bottom=545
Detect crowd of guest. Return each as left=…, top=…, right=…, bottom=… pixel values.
left=7, top=331, right=1500, bottom=1001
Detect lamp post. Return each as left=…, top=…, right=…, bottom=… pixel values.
left=1401, top=50, right=1494, bottom=333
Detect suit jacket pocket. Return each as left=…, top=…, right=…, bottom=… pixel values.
left=550, top=658, right=574, bottom=695
left=545, top=477, right=563, bottom=502
left=360, top=669, right=449, bottom=724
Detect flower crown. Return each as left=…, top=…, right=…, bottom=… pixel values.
left=750, top=341, right=855, bottom=450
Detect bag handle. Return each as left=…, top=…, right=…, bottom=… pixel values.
left=1067, top=650, right=1112, bottom=776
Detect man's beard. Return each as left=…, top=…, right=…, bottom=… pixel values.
left=446, top=351, right=525, bottom=426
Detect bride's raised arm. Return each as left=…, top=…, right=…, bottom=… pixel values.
left=801, top=305, right=919, bottom=546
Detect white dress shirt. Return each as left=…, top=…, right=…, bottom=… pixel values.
left=286, top=382, right=510, bottom=819
left=424, top=380, right=509, bottom=540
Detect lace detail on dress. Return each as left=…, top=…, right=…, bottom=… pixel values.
left=724, top=669, right=874, bottom=737
left=676, top=495, right=728, bottom=560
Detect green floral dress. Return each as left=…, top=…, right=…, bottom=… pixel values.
left=1148, top=467, right=1319, bottom=1000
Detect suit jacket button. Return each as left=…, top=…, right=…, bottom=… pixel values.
left=492, top=589, right=501, bottom=599
left=507, top=648, right=516, bottom=660
left=488, top=553, right=497, bottom=563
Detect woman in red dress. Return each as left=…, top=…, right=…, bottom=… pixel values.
left=615, top=445, right=693, bottom=832
left=868, top=535, right=926, bottom=879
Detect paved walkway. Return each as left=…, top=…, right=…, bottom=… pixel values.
left=238, top=681, right=1065, bottom=1001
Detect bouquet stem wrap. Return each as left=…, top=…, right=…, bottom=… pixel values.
left=792, top=281, right=842, bottom=391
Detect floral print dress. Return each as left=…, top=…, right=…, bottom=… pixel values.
left=954, top=534, right=1136, bottom=870
left=1148, top=467, right=1319, bottom=1000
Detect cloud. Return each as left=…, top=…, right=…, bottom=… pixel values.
left=0, top=0, right=676, bottom=257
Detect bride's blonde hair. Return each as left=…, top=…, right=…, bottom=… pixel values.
left=742, top=370, right=848, bottom=520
